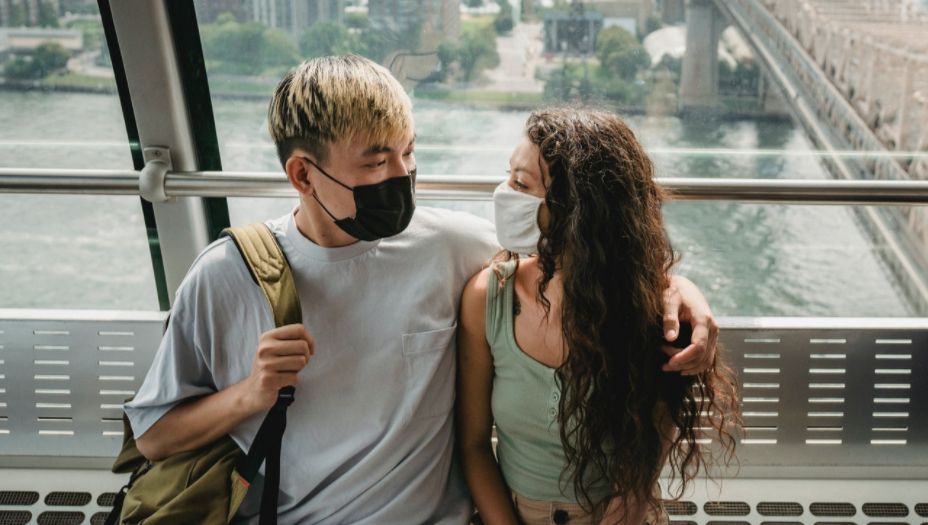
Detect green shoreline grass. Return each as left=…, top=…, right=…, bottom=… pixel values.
left=413, top=89, right=545, bottom=107
left=2, top=74, right=784, bottom=120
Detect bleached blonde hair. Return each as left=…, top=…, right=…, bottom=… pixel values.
left=268, top=55, right=413, bottom=167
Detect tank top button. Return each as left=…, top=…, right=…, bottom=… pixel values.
left=553, top=509, right=569, bottom=524
left=552, top=391, right=560, bottom=402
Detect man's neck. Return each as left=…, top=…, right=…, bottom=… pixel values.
left=293, top=200, right=359, bottom=248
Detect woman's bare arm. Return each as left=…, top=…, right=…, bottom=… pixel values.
left=456, top=269, right=520, bottom=525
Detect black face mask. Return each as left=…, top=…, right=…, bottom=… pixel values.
left=302, top=157, right=416, bottom=241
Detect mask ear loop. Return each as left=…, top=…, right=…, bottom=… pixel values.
left=301, top=156, right=353, bottom=191
left=311, top=192, right=343, bottom=222
left=300, top=156, right=354, bottom=221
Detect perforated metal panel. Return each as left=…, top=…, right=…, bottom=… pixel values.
left=757, top=503, right=804, bottom=517
left=668, top=501, right=700, bottom=516
left=660, top=478, right=927, bottom=525
left=0, top=470, right=123, bottom=525
left=706, top=502, right=752, bottom=516
left=35, top=512, right=84, bottom=525
left=0, top=494, right=38, bottom=507
left=915, top=503, right=928, bottom=517
left=0, top=311, right=165, bottom=460
left=1, top=313, right=927, bottom=525
left=811, top=502, right=857, bottom=517
left=0, top=511, right=32, bottom=525
left=715, top=319, right=928, bottom=472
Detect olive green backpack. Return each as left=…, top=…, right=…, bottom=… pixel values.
left=106, top=223, right=302, bottom=525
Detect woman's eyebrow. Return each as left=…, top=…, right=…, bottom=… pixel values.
left=511, top=166, right=539, bottom=179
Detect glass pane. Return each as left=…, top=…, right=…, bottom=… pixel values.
left=665, top=203, right=924, bottom=317
left=0, top=3, right=130, bottom=169
left=0, top=2, right=158, bottom=310
left=0, top=194, right=159, bottom=310
left=193, top=0, right=928, bottom=317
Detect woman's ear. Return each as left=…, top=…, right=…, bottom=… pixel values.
left=537, top=200, right=550, bottom=233
left=285, top=154, right=312, bottom=195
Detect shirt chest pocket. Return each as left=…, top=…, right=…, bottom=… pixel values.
left=402, top=324, right=457, bottom=422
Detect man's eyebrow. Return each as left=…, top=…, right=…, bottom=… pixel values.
left=362, top=144, right=392, bottom=156
left=361, top=135, right=416, bottom=156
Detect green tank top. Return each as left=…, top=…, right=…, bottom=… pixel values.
left=485, top=260, right=611, bottom=503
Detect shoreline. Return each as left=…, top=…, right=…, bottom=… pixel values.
left=0, top=79, right=791, bottom=122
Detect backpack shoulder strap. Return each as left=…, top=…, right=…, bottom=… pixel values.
left=222, top=223, right=302, bottom=525
left=222, top=223, right=302, bottom=328
left=108, top=224, right=302, bottom=525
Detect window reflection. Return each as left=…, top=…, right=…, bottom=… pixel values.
left=0, top=0, right=157, bottom=310
left=194, top=0, right=928, bottom=317
left=1, top=0, right=125, bottom=168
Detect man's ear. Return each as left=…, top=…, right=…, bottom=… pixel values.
left=285, top=154, right=312, bottom=195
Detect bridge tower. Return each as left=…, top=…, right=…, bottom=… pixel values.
left=679, top=0, right=725, bottom=112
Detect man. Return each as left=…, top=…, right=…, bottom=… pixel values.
left=125, top=55, right=719, bottom=524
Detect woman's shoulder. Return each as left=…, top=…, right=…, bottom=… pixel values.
left=461, top=265, right=493, bottom=310
left=463, top=266, right=492, bottom=299
left=489, top=256, right=521, bottom=280
left=459, top=267, right=492, bottom=338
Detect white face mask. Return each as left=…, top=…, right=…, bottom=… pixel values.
left=493, top=181, right=544, bottom=255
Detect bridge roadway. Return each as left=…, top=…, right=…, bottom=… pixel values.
left=681, top=0, right=928, bottom=314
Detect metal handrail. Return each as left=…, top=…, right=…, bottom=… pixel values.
left=3, top=168, right=928, bottom=205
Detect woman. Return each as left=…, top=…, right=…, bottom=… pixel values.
left=456, top=108, right=739, bottom=524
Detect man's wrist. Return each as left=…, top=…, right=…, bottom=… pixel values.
left=228, top=379, right=261, bottom=418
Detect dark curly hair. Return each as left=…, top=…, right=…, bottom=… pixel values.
left=506, top=107, right=740, bottom=518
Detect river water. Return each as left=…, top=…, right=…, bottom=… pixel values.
left=0, top=90, right=918, bottom=316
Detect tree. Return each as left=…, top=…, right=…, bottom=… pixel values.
left=4, top=42, right=70, bottom=80
left=457, top=25, right=499, bottom=81
left=5, top=58, right=43, bottom=80
left=299, top=21, right=359, bottom=59
left=494, top=0, right=514, bottom=34
left=595, top=26, right=649, bottom=80
left=543, top=62, right=578, bottom=101
left=37, top=0, right=59, bottom=27
left=66, top=19, right=104, bottom=52
left=436, top=41, right=458, bottom=81
left=262, top=28, right=302, bottom=70
left=215, top=12, right=237, bottom=25
left=200, top=18, right=299, bottom=75
left=34, top=42, right=70, bottom=73
left=345, top=12, right=370, bottom=30
left=643, top=15, right=662, bottom=38
left=8, top=2, right=26, bottom=26
left=593, top=74, right=645, bottom=104
left=359, top=30, right=391, bottom=63
left=654, top=54, right=682, bottom=76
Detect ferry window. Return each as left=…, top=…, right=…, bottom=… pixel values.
left=667, top=202, right=921, bottom=317
left=192, top=0, right=928, bottom=317
left=0, top=2, right=131, bottom=169
left=0, top=2, right=159, bottom=310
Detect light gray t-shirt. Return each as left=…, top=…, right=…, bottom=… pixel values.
left=124, top=206, right=498, bottom=524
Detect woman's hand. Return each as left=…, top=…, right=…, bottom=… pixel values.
left=660, top=275, right=719, bottom=376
